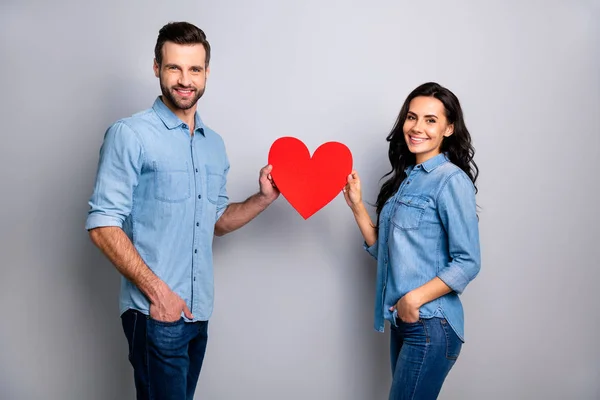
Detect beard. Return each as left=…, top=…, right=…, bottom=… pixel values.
left=159, top=77, right=205, bottom=111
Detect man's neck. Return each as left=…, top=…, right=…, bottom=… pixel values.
left=161, top=96, right=196, bottom=134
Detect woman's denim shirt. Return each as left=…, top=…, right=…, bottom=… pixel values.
left=364, top=153, right=481, bottom=341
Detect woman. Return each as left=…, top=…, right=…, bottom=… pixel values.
left=344, top=82, right=481, bottom=399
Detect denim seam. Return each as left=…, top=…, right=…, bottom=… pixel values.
left=152, top=161, right=192, bottom=203
left=441, top=319, right=459, bottom=360
left=122, top=119, right=145, bottom=245
left=131, top=184, right=137, bottom=251
left=439, top=308, right=465, bottom=342
left=205, top=171, right=222, bottom=205
left=121, top=119, right=147, bottom=167
left=130, top=311, right=138, bottom=362
left=390, top=196, right=427, bottom=231
left=435, top=229, right=442, bottom=274
left=434, top=169, right=462, bottom=204
left=408, top=320, right=429, bottom=400
left=145, top=315, right=153, bottom=400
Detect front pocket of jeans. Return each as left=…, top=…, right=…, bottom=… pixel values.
left=147, top=317, right=185, bottom=349
left=153, top=161, right=191, bottom=203
left=391, top=195, right=427, bottom=230
left=148, top=317, right=184, bottom=327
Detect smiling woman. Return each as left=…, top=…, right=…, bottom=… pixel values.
left=343, top=82, right=481, bottom=399
left=403, top=96, right=455, bottom=165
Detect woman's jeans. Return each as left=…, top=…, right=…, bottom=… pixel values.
left=389, top=317, right=463, bottom=400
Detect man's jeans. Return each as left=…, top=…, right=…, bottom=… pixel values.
left=121, top=309, right=209, bottom=400
left=389, top=317, right=462, bottom=400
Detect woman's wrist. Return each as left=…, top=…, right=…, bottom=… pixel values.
left=351, top=201, right=366, bottom=216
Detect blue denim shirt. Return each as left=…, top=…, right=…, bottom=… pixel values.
left=86, top=97, right=230, bottom=322
left=365, top=153, right=480, bottom=341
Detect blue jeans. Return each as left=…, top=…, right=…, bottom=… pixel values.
left=389, top=317, right=462, bottom=400
left=121, top=309, right=209, bottom=400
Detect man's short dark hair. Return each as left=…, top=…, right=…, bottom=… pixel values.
left=154, top=21, right=211, bottom=66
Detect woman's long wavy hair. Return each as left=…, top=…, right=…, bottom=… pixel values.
left=375, top=82, right=479, bottom=228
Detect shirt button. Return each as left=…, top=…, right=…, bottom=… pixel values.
left=406, top=181, right=410, bottom=185
left=194, top=249, right=198, bottom=253
left=196, top=222, right=199, bottom=227
left=193, top=277, right=196, bottom=281
left=195, top=168, right=198, bottom=173
left=198, top=195, right=201, bottom=199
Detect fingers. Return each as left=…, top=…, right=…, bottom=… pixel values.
left=183, top=303, right=194, bottom=320
left=260, top=164, right=273, bottom=177
left=270, top=177, right=278, bottom=189
left=347, top=170, right=360, bottom=183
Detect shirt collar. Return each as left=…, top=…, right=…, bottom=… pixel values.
left=405, top=152, right=449, bottom=174
left=421, top=152, right=449, bottom=172
left=152, top=96, right=206, bottom=136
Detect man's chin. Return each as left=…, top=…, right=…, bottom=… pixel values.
left=174, top=101, right=195, bottom=110
left=172, top=94, right=203, bottom=110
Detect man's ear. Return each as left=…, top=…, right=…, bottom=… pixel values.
left=153, top=59, right=160, bottom=78
left=205, top=65, right=210, bottom=79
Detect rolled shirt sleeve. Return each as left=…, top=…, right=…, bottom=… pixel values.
left=436, top=172, right=481, bottom=294
left=363, top=240, right=379, bottom=260
left=85, top=122, right=143, bottom=230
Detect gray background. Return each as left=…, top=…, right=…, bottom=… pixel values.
left=1, top=0, right=599, bottom=399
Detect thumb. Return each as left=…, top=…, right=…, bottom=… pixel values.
left=183, top=303, right=194, bottom=320
left=263, top=164, right=273, bottom=176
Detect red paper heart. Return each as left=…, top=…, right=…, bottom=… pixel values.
left=268, top=137, right=353, bottom=219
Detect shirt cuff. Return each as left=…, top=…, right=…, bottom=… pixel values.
left=215, top=204, right=228, bottom=221
left=363, top=240, right=378, bottom=260
left=437, top=265, right=470, bottom=294
left=85, top=214, right=124, bottom=230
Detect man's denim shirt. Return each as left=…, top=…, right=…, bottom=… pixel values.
left=365, top=153, right=481, bottom=341
left=86, top=97, right=230, bottom=322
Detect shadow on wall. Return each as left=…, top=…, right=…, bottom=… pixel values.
left=67, top=82, right=153, bottom=400
left=79, top=239, right=136, bottom=400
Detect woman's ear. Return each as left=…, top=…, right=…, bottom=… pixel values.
left=444, top=124, right=454, bottom=137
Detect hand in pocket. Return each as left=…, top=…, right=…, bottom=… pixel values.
left=390, top=291, right=421, bottom=323
left=150, top=283, right=193, bottom=322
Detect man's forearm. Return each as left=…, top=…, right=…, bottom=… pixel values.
left=214, top=193, right=271, bottom=236
left=88, top=226, right=165, bottom=302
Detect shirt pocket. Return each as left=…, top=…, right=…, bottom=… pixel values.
left=391, top=195, right=428, bottom=230
left=205, top=165, right=224, bottom=205
left=153, top=160, right=191, bottom=203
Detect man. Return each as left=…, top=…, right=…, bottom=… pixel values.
left=86, top=21, right=279, bottom=399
